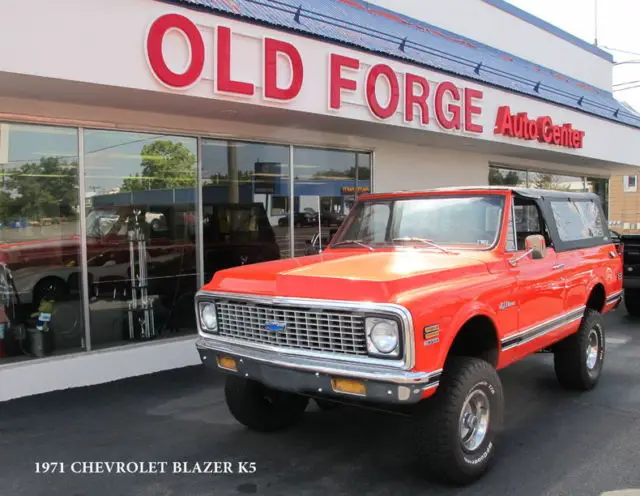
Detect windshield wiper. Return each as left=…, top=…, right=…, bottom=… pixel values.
left=331, top=240, right=375, bottom=251
left=391, top=237, right=451, bottom=254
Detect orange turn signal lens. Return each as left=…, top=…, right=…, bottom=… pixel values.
left=216, top=355, right=238, bottom=371
left=331, top=378, right=366, bottom=396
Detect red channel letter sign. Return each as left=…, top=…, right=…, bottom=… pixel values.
left=145, top=13, right=485, bottom=133
left=494, top=106, right=585, bottom=149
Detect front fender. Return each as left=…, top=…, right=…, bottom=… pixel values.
left=400, top=269, right=516, bottom=373
left=406, top=291, right=507, bottom=373
left=434, top=301, right=499, bottom=370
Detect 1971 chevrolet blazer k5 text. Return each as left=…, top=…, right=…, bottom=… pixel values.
left=194, top=187, right=622, bottom=485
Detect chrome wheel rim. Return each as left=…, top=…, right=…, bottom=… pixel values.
left=458, top=389, right=490, bottom=452
left=586, top=327, right=600, bottom=370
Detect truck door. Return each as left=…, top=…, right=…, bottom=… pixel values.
left=504, top=198, right=566, bottom=358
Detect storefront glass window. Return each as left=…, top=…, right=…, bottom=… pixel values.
left=201, top=139, right=288, bottom=276
left=83, top=130, right=197, bottom=349
left=0, top=123, right=85, bottom=362
left=292, top=147, right=371, bottom=257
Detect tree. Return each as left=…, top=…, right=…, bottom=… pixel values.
left=4, top=157, right=78, bottom=220
left=121, top=140, right=196, bottom=192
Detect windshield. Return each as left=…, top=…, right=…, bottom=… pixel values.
left=330, top=195, right=505, bottom=250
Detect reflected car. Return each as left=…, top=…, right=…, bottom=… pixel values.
left=320, top=211, right=346, bottom=227
left=277, top=212, right=318, bottom=227
left=0, top=202, right=280, bottom=311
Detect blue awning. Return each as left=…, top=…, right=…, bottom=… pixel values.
left=159, top=0, right=640, bottom=129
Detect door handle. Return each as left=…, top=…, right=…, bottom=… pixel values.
left=552, top=264, right=565, bottom=270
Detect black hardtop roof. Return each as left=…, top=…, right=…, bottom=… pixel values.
left=364, top=186, right=601, bottom=202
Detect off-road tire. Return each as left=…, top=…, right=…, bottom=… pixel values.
left=224, top=375, right=309, bottom=432
left=553, top=308, right=605, bottom=391
left=624, top=289, right=640, bottom=317
left=414, top=357, right=504, bottom=486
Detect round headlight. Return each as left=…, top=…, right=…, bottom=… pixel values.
left=369, top=320, right=399, bottom=354
left=200, top=303, right=218, bottom=331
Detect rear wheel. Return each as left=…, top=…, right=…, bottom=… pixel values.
left=414, top=357, right=504, bottom=486
left=224, top=376, right=309, bottom=432
left=554, top=309, right=605, bottom=391
left=624, top=289, right=640, bottom=317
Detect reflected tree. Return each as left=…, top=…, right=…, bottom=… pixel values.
left=488, top=168, right=521, bottom=186
left=532, top=173, right=571, bottom=191
left=312, top=167, right=370, bottom=180
left=4, top=157, right=78, bottom=220
left=121, top=140, right=196, bottom=192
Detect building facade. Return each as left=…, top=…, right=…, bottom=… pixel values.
left=608, top=173, right=640, bottom=233
left=1, top=0, right=639, bottom=401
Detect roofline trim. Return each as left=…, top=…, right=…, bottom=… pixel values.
left=482, top=0, right=614, bottom=62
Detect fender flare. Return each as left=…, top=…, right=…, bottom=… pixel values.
left=586, top=276, right=607, bottom=310
left=435, top=299, right=500, bottom=370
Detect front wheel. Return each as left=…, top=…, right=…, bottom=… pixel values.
left=414, top=357, right=504, bottom=486
left=224, top=375, right=309, bottom=432
left=553, top=308, right=605, bottom=391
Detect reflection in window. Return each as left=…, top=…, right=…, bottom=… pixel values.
left=550, top=200, right=605, bottom=242
left=292, top=147, right=371, bottom=257
left=0, top=123, right=85, bottom=363
left=488, top=166, right=526, bottom=187
left=201, top=140, right=285, bottom=274
left=341, top=202, right=390, bottom=244
left=84, top=130, right=198, bottom=349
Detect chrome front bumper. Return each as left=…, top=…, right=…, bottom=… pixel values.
left=196, top=337, right=441, bottom=405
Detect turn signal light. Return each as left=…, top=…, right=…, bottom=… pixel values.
left=331, top=378, right=366, bottom=396
left=216, top=355, right=238, bottom=371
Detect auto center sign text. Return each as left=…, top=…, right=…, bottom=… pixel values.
left=493, top=106, right=585, bottom=149
left=145, top=13, right=484, bottom=134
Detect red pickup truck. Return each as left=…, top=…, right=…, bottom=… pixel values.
left=194, top=187, right=622, bottom=485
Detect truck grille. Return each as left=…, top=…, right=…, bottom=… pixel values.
left=215, top=299, right=368, bottom=356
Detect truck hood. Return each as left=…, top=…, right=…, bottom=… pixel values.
left=206, top=249, right=494, bottom=302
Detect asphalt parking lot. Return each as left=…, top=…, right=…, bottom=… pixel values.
left=1, top=309, right=639, bottom=496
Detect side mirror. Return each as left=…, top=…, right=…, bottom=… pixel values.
left=525, top=234, right=547, bottom=260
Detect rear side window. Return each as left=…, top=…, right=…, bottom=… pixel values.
left=549, top=200, right=605, bottom=242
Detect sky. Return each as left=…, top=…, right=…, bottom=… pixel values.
left=506, top=0, right=640, bottom=110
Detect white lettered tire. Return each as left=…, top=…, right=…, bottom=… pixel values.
left=553, top=308, right=605, bottom=391
left=414, top=357, right=504, bottom=486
